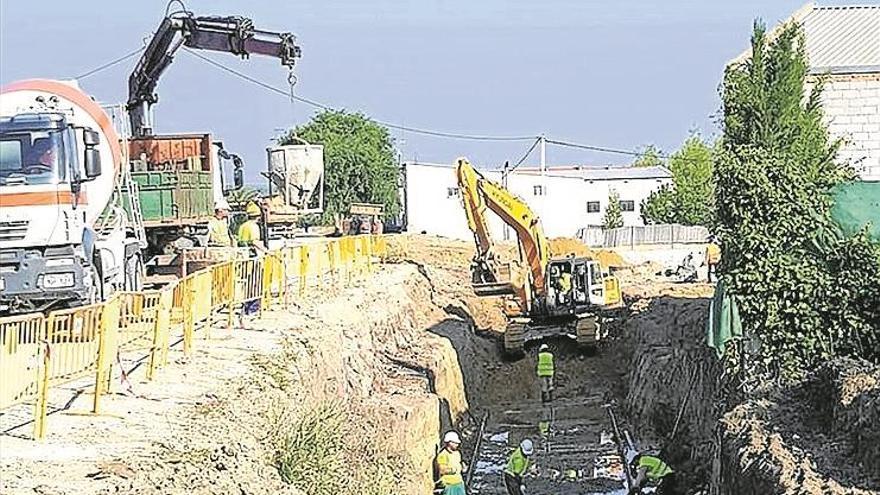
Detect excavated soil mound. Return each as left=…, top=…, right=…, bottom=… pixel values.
left=717, top=359, right=880, bottom=494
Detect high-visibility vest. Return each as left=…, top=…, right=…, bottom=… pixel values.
left=706, top=243, right=721, bottom=264
left=237, top=220, right=261, bottom=247
left=537, top=351, right=554, bottom=377
left=638, top=455, right=674, bottom=482
left=505, top=447, right=529, bottom=477
left=436, top=449, right=463, bottom=486
left=207, top=217, right=232, bottom=247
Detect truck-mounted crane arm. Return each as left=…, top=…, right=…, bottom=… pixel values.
left=128, top=12, right=301, bottom=137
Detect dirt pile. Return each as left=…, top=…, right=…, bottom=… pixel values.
left=717, top=359, right=880, bottom=494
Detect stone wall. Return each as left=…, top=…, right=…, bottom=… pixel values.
left=812, top=73, right=880, bottom=180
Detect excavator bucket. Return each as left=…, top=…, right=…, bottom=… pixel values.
left=471, top=262, right=521, bottom=296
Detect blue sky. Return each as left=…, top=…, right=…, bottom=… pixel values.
left=2, top=1, right=875, bottom=181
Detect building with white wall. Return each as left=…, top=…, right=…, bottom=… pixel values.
left=403, top=162, right=671, bottom=241
left=731, top=3, right=880, bottom=180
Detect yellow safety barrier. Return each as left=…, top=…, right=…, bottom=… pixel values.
left=0, top=235, right=390, bottom=440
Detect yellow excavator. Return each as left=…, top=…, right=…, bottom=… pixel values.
left=456, top=157, right=622, bottom=357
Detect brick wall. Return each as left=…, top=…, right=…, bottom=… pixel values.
left=812, top=74, right=880, bottom=181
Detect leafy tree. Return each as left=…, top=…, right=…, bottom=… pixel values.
left=280, top=110, right=400, bottom=223
left=633, top=145, right=664, bottom=168
left=716, top=21, right=879, bottom=381
left=642, top=136, right=716, bottom=226
left=602, top=190, right=624, bottom=229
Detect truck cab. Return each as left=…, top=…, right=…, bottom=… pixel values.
left=0, top=112, right=103, bottom=313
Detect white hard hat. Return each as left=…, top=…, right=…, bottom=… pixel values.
left=520, top=439, right=534, bottom=456
left=539, top=343, right=549, bottom=351
left=444, top=431, right=461, bottom=444
left=214, top=199, right=230, bottom=210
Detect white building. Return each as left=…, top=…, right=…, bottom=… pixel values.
left=731, top=3, right=880, bottom=180
left=403, top=162, right=672, bottom=240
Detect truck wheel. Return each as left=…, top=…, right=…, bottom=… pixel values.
left=92, top=253, right=105, bottom=302
left=125, top=254, right=145, bottom=292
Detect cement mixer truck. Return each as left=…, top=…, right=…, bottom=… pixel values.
left=0, top=80, right=143, bottom=313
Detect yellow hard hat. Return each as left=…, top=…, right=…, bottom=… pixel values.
left=246, top=202, right=261, bottom=217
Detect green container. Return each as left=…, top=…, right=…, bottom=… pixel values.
left=124, top=170, right=213, bottom=224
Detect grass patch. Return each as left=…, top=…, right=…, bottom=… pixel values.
left=271, top=401, right=408, bottom=495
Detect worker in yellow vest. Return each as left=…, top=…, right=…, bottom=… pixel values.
left=503, top=439, right=533, bottom=495
left=536, top=343, right=555, bottom=403
left=237, top=202, right=267, bottom=253
left=627, top=451, right=678, bottom=495
left=207, top=200, right=232, bottom=247
left=704, top=235, right=721, bottom=283
left=435, top=431, right=467, bottom=495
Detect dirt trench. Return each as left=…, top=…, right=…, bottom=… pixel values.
left=614, top=261, right=880, bottom=495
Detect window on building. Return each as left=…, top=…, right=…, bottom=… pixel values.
left=533, top=185, right=545, bottom=196
left=447, top=187, right=460, bottom=198
left=619, top=200, right=635, bottom=212
left=586, top=201, right=600, bottom=213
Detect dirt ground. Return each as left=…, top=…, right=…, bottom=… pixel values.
left=0, top=265, right=467, bottom=495
left=4, top=233, right=875, bottom=495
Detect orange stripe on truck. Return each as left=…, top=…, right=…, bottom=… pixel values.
left=0, top=79, right=122, bottom=174
left=0, top=191, right=88, bottom=207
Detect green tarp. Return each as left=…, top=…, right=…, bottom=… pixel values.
left=706, top=279, right=742, bottom=358
left=831, top=181, right=880, bottom=242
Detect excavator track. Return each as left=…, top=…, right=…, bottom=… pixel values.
left=575, top=314, right=600, bottom=352
left=503, top=320, right=527, bottom=358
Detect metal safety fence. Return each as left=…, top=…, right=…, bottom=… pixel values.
left=0, top=235, right=389, bottom=440
left=578, top=224, right=710, bottom=248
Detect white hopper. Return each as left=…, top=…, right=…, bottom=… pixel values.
left=266, top=144, right=324, bottom=209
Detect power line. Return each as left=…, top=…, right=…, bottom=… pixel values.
left=182, top=48, right=537, bottom=142
left=511, top=137, right=541, bottom=171
left=74, top=47, right=146, bottom=80
left=544, top=138, right=673, bottom=160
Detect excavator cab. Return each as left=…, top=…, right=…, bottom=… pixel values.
left=545, top=257, right=605, bottom=316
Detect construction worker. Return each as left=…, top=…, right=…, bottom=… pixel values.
left=627, top=451, right=678, bottom=495
left=536, top=343, right=555, bottom=403
left=207, top=199, right=232, bottom=247
left=503, top=439, right=533, bottom=495
left=559, top=269, right=572, bottom=303
left=435, top=431, right=466, bottom=495
left=237, top=201, right=267, bottom=253
left=704, top=235, right=721, bottom=283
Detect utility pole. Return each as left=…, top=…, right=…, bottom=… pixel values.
left=502, top=160, right=511, bottom=241
left=540, top=134, right=547, bottom=217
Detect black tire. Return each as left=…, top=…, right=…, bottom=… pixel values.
left=125, top=253, right=145, bottom=292
left=92, top=253, right=105, bottom=302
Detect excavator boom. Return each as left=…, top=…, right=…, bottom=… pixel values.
left=455, top=158, right=551, bottom=311
left=128, top=12, right=301, bottom=136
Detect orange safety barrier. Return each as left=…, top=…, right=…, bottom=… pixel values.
left=0, top=235, right=392, bottom=440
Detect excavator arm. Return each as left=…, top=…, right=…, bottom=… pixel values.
left=455, top=158, right=551, bottom=311
left=128, top=12, right=301, bottom=136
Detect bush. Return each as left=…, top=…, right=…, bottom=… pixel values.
left=716, top=20, right=880, bottom=382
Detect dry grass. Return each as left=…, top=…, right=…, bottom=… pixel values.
left=270, top=401, right=408, bottom=495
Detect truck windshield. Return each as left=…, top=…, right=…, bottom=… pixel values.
left=0, top=129, right=68, bottom=185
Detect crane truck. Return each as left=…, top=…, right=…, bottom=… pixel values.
left=0, top=9, right=316, bottom=313
left=455, top=157, right=623, bottom=357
